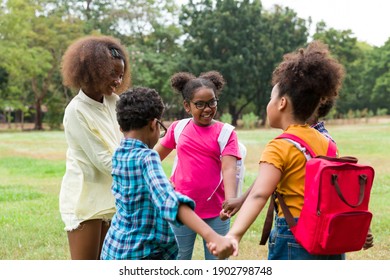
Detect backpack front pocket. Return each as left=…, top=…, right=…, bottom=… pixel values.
left=321, top=211, right=372, bottom=254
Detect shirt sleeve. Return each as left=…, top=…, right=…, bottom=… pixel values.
left=142, top=149, right=195, bottom=226
left=159, top=121, right=178, bottom=150
left=260, top=139, right=286, bottom=172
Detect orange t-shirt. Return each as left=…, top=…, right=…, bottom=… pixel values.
left=260, top=124, right=333, bottom=217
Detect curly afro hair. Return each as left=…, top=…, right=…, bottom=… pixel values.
left=170, top=71, right=225, bottom=101
left=272, top=40, right=345, bottom=122
left=61, top=35, right=131, bottom=94
left=116, top=87, right=164, bottom=132
left=317, top=98, right=335, bottom=119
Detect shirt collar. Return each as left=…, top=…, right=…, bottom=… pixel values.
left=121, top=137, right=148, bottom=149
left=78, top=89, right=106, bottom=109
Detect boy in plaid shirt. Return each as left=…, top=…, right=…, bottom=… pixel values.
left=100, top=87, right=236, bottom=260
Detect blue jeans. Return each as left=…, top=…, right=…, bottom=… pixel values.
left=268, top=217, right=346, bottom=260
left=171, top=216, right=230, bottom=260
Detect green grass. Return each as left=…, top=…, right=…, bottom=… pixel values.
left=0, top=123, right=389, bottom=260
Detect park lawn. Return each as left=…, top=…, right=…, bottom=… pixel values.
left=0, top=122, right=389, bottom=260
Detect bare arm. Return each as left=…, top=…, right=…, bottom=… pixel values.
left=220, top=182, right=254, bottom=220
left=221, top=155, right=238, bottom=200
left=229, top=162, right=281, bottom=242
left=154, top=142, right=173, bottom=161
left=177, top=203, right=238, bottom=258
left=209, top=163, right=281, bottom=258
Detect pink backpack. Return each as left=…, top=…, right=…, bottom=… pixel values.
left=260, top=133, right=374, bottom=255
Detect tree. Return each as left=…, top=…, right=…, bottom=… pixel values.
left=256, top=4, right=308, bottom=123
left=313, top=21, right=366, bottom=115
left=57, top=0, right=184, bottom=118
left=178, top=0, right=308, bottom=125
left=0, top=0, right=84, bottom=129
left=367, top=39, right=390, bottom=112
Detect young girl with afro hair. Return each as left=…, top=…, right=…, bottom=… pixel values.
left=59, top=35, right=131, bottom=259
left=209, top=41, right=349, bottom=260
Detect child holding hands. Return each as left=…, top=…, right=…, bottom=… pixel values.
left=60, top=35, right=131, bottom=259
left=100, top=87, right=236, bottom=260
left=219, top=99, right=338, bottom=220
left=210, top=41, right=347, bottom=260
left=154, top=71, right=241, bottom=260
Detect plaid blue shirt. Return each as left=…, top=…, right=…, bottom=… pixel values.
left=311, top=121, right=335, bottom=143
left=100, top=138, right=195, bottom=260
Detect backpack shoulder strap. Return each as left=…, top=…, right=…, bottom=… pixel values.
left=171, top=118, right=192, bottom=177
left=276, top=133, right=316, bottom=158
left=218, top=123, right=235, bottom=152
left=173, top=118, right=192, bottom=144
left=277, top=132, right=337, bottom=158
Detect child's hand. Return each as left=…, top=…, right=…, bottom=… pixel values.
left=221, top=197, right=244, bottom=219
left=219, top=209, right=231, bottom=221
left=206, top=235, right=238, bottom=259
left=363, top=228, right=374, bottom=250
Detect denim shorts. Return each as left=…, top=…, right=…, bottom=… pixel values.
left=268, top=217, right=345, bottom=260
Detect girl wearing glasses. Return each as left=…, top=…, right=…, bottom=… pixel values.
left=154, top=71, right=241, bottom=260
left=101, top=87, right=236, bottom=260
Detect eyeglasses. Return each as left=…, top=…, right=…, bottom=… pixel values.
left=156, top=119, right=167, bottom=138
left=191, top=99, right=219, bottom=110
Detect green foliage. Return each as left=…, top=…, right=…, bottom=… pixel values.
left=376, top=108, right=388, bottom=116
left=365, top=39, right=390, bottom=112
left=347, top=109, right=355, bottom=119
left=241, top=112, right=258, bottom=129
left=313, top=28, right=390, bottom=117
left=325, top=107, right=337, bottom=120
left=0, top=0, right=388, bottom=127
left=0, top=0, right=84, bottom=130
left=355, top=109, right=361, bottom=118
left=219, top=112, right=232, bottom=124
left=0, top=67, right=8, bottom=92
left=179, top=0, right=308, bottom=125
left=44, top=94, right=66, bottom=130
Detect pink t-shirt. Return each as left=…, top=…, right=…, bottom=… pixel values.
left=160, top=119, right=240, bottom=219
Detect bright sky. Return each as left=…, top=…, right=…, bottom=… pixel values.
left=176, top=0, right=390, bottom=47
left=261, top=0, right=390, bottom=47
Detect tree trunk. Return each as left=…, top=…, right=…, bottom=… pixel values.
left=6, top=110, right=11, bottom=129
left=260, top=110, right=267, bottom=126
left=34, top=98, right=43, bottom=130
left=229, top=104, right=238, bottom=126
left=21, top=110, right=24, bottom=130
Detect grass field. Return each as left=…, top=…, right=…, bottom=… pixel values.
left=0, top=121, right=389, bottom=260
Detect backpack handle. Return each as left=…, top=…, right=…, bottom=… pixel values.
left=316, top=155, right=358, bottom=163
left=331, top=174, right=367, bottom=208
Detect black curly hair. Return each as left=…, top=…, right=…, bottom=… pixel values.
left=170, top=71, right=225, bottom=101
left=317, top=98, right=335, bottom=119
left=116, top=87, right=164, bottom=132
left=272, top=40, right=345, bottom=122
